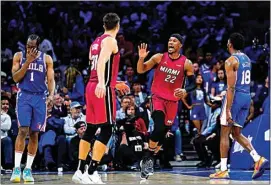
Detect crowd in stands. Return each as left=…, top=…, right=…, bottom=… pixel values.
left=1, top=1, right=270, bottom=173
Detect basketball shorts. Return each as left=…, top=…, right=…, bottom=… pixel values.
left=220, top=91, right=251, bottom=128
left=85, top=82, right=116, bottom=124
left=16, top=90, right=47, bottom=132
left=151, top=94, right=178, bottom=126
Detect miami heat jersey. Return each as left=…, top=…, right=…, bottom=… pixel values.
left=89, top=34, right=120, bottom=87
left=151, top=53, right=186, bottom=101
left=18, top=52, right=47, bottom=93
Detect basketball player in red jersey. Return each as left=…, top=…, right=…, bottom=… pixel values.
left=72, top=13, right=129, bottom=184
left=137, top=34, right=196, bottom=179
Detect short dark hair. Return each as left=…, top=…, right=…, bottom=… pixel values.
left=1, top=96, right=10, bottom=102
left=103, top=13, right=120, bottom=30
left=27, top=34, right=41, bottom=47
left=229, top=33, right=245, bottom=50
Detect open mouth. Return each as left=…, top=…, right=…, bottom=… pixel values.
left=168, top=46, right=174, bottom=49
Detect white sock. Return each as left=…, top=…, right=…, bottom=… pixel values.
left=14, top=152, right=23, bottom=168
left=250, top=150, right=261, bottom=162
left=25, top=154, right=35, bottom=169
left=220, top=158, right=228, bottom=171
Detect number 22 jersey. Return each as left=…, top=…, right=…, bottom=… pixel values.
left=151, top=52, right=186, bottom=101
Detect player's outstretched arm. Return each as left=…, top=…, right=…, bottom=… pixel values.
left=225, top=56, right=238, bottom=123
left=46, top=54, right=55, bottom=98
left=137, top=43, right=162, bottom=74
left=95, top=37, right=117, bottom=98
left=12, top=49, right=38, bottom=83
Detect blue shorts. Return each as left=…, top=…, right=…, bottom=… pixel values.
left=221, top=91, right=251, bottom=128
left=16, top=90, right=47, bottom=132
left=190, top=105, right=207, bottom=121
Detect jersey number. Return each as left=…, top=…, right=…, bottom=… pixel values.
left=90, top=55, right=98, bottom=70
left=30, top=72, right=34, bottom=81
left=165, top=75, right=176, bottom=83
left=241, top=70, right=251, bottom=85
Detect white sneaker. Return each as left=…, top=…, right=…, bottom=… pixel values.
left=88, top=171, right=105, bottom=184
left=81, top=172, right=93, bottom=184
left=72, top=170, right=83, bottom=184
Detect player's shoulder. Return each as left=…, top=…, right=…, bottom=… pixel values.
left=225, top=55, right=238, bottom=65
left=14, top=51, right=23, bottom=58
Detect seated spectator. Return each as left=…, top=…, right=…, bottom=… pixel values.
left=121, top=66, right=138, bottom=87
left=116, top=96, right=131, bottom=121
left=63, top=101, right=86, bottom=139
left=38, top=102, right=67, bottom=171
left=51, top=94, right=68, bottom=118
left=131, top=81, right=147, bottom=107
left=63, top=101, right=86, bottom=161
left=254, top=76, right=269, bottom=117
left=70, top=121, right=89, bottom=170
left=1, top=96, right=13, bottom=170
left=193, top=101, right=222, bottom=168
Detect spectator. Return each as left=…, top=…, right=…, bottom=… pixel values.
left=54, top=69, right=65, bottom=94
left=254, top=76, right=269, bottom=116
left=117, top=33, right=134, bottom=61
left=193, top=62, right=200, bottom=76
left=70, top=121, right=89, bottom=170
left=211, top=69, right=227, bottom=98
left=51, top=94, right=68, bottom=118
left=39, top=102, right=67, bottom=171
left=116, top=96, right=131, bottom=121
left=131, top=81, right=147, bottom=107
left=1, top=96, right=13, bottom=170
left=63, top=101, right=86, bottom=139
left=121, top=66, right=138, bottom=87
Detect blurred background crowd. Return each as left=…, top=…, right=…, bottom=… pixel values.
left=1, top=1, right=270, bottom=173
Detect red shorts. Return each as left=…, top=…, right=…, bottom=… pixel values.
left=151, top=94, right=178, bottom=126
left=85, top=82, right=116, bottom=124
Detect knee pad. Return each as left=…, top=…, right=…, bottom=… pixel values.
left=151, top=111, right=166, bottom=142
left=97, top=124, right=113, bottom=145
left=82, top=124, right=97, bottom=143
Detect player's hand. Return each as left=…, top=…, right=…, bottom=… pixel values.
left=26, top=48, right=39, bottom=63
left=115, top=81, right=130, bottom=96
left=226, top=110, right=234, bottom=124
left=95, top=83, right=106, bottom=98
left=138, top=43, right=150, bottom=59
left=174, top=88, right=187, bottom=99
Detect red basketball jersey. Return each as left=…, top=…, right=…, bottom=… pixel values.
left=151, top=53, right=186, bottom=101
left=89, top=34, right=120, bottom=87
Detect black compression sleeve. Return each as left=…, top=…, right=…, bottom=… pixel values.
left=185, top=75, right=196, bottom=93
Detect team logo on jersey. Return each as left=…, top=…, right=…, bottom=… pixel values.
left=176, top=64, right=182, bottom=67
left=92, top=44, right=99, bottom=50
left=233, top=135, right=253, bottom=153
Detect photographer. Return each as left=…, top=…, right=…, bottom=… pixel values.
left=115, top=105, right=148, bottom=170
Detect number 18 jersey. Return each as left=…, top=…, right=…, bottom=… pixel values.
left=89, top=34, right=120, bottom=88
left=232, top=53, right=251, bottom=94
left=151, top=52, right=186, bottom=101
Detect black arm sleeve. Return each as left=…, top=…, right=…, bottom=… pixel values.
left=185, top=75, right=196, bottom=93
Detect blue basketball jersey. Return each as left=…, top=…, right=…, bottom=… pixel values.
left=232, top=53, right=251, bottom=94
left=18, top=52, right=47, bottom=93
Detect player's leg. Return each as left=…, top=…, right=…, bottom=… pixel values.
left=87, top=124, right=112, bottom=175
left=10, top=92, right=32, bottom=183
left=73, top=82, right=97, bottom=183
left=84, top=86, right=115, bottom=184
left=210, top=99, right=231, bottom=179
left=192, top=120, right=201, bottom=134
left=231, top=108, right=269, bottom=179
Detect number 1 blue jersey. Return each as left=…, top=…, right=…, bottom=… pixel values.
left=18, top=52, right=48, bottom=93
left=232, top=53, right=251, bottom=94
